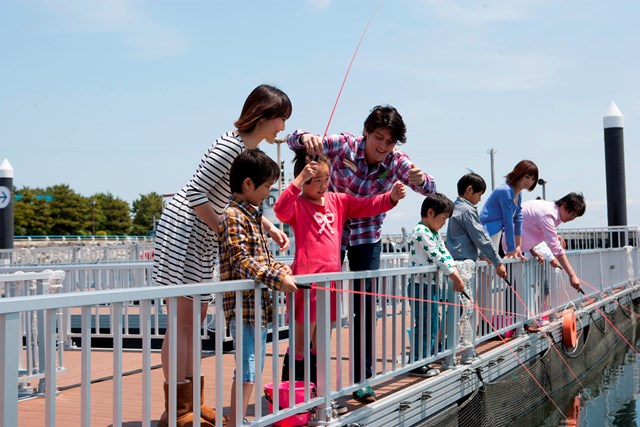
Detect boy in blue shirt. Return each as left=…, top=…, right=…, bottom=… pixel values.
left=446, top=173, right=507, bottom=279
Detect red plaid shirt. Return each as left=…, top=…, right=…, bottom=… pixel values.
left=219, top=196, right=288, bottom=327
left=288, top=130, right=436, bottom=248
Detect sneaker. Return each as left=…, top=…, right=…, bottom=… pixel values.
left=331, top=399, right=348, bottom=415
left=409, top=365, right=440, bottom=378
left=352, top=385, right=376, bottom=403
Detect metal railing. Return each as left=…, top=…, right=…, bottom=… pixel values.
left=0, top=270, right=66, bottom=400
left=1, top=244, right=638, bottom=426
left=1, top=243, right=156, bottom=265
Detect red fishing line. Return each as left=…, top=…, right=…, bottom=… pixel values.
left=579, top=278, right=640, bottom=320
left=321, top=3, right=381, bottom=139
left=578, top=285, right=639, bottom=355
left=503, top=278, right=586, bottom=390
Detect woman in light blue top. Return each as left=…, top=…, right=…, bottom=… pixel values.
left=479, top=160, right=538, bottom=259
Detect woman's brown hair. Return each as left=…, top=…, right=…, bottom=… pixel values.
left=234, top=84, right=292, bottom=133
left=505, top=160, right=539, bottom=191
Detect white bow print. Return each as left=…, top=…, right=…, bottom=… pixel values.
left=314, top=212, right=336, bottom=235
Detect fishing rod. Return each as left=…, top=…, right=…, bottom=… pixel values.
left=321, top=3, right=382, bottom=139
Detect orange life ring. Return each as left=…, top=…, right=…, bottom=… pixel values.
left=562, top=308, right=577, bottom=349
left=565, top=394, right=580, bottom=426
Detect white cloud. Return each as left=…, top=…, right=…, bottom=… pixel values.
left=421, top=0, right=553, bottom=25
left=43, top=0, right=137, bottom=31
left=407, top=51, right=569, bottom=92
left=41, top=0, right=188, bottom=58
left=127, top=25, right=188, bottom=59
left=307, top=0, right=333, bottom=12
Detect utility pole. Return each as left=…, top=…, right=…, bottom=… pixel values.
left=487, top=148, right=497, bottom=190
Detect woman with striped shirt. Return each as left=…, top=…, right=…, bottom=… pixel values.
left=153, top=84, right=292, bottom=427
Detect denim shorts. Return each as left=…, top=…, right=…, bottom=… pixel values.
left=229, top=318, right=268, bottom=383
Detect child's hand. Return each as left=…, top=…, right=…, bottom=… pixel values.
left=268, top=226, right=290, bottom=251
left=407, top=163, right=425, bottom=186
left=390, top=182, right=406, bottom=203
left=450, top=271, right=465, bottom=293
left=294, top=161, right=318, bottom=187
left=495, top=264, right=507, bottom=279
left=279, top=275, right=298, bottom=293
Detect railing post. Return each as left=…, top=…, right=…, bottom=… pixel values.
left=0, top=313, right=20, bottom=427
left=112, top=302, right=123, bottom=427
left=44, top=309, right=57, bottom=427
left=443, top=273, right=456, bottom=367
left=316, top=279, right=333, bottom=422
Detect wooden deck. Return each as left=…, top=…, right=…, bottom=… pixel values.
left=18, top=321, right=449, bottom=427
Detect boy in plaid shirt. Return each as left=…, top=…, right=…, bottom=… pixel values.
left=219, top=149, right=298, bottom=425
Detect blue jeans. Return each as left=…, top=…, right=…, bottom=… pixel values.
left=341, top=241, right=381, bottom=383
left=409, top=283, right=439, bottom=360
left=229, top=318, right=268, bottom=383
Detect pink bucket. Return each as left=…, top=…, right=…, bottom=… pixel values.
left=491, top=314, right=515, bottom=338
left=264, top=381, right=316, bottom=427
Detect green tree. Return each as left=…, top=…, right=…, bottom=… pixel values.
left=47, top=184, right=90, bottom=235
left=92, top=192, right=132, bottom=235
left=13, top=186, right=54, bottom=235
left=131, top=192, right=162, bottom=235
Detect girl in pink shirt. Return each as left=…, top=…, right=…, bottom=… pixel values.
left=274, top=149, right=406, bottom=383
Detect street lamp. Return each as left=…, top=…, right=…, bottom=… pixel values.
left=91, top=198, right=96, bottom=235
left=487, top=148, right=497, bottom=190
left=268, top=135, right=289, bottom=231
left=538, top=179, right=547, bottom=200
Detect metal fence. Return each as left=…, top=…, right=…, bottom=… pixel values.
left=1, top=244, right=639, bottom=426
left=0, top=270, right=66, bottom=400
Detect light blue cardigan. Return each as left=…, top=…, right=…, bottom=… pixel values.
left=479, top=182, right=522, bottom=253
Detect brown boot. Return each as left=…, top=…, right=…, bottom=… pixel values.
left=186, top=376, right=228, bottom=425
left=158, top=380, right=214, bottom=427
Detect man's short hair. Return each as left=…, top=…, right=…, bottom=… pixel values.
left=555, top=192, right=586, bottom=217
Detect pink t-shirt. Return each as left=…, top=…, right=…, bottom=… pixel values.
left=274, top=183, right=395, bottom=322
left=521, top=200, right=564, bottom=257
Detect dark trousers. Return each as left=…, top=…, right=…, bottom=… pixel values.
left=342, top=241, right=381, bottom=383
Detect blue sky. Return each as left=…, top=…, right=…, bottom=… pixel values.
left=2, top=0, right=639, bottom=235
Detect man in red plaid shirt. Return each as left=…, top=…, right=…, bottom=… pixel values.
left=287, top=105, right=436, bottom=403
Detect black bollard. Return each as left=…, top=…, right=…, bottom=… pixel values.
left=603, top=102, right=627, bottom=247
left=0, top=159, right=14, bottom=257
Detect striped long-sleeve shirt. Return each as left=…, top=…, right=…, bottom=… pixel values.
left=152, top=131, right=245, bottom=291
